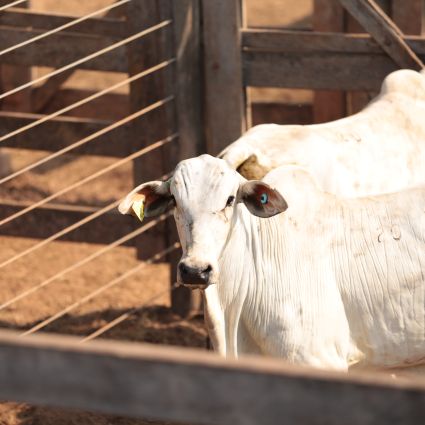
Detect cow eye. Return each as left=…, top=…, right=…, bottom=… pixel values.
left=170, top=195, right=176, bottom=207
left=226, top=196, right=235, bottom=207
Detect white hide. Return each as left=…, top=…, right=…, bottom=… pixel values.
left=169, top=156, right=425, bottom=372
left=219, top=69, right=425, bottom=197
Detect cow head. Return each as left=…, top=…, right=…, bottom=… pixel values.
left=119, top=155, right=287, bottom=289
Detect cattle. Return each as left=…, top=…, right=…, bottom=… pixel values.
left=220, top=69, right=425, bottom=197
left=120, top=155, right=425, bottom=374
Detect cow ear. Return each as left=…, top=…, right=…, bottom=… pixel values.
left=118, top=180, right=172, bottom=221
left=238, top=180, right=288, bottom=218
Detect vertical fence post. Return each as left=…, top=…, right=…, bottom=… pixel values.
left=345, top=0, right=391, bottom=115
left=344, top=0, right=423, bottom=115
left=170, top=0, right=204, bottom=316
left=173, top=0, right=204, bottom=160
left=127, top=0, right=202, bottom=317
left=391, top=0, right=422, bottom=35
left=126, top=0, right=173, bottom=260
left=313, top=0, right=346, bottom=123
left=127, top=0, right=193, bottom=316
left=0, top=0, right=31, bottom=112
left=202, top=0, right=246, bottom=155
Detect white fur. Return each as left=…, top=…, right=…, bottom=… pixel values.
left=170, top=156, right=425, bottom=373
left=220, top=69, right=425, bottom=197
left=120, top=70, right=425, bottom=374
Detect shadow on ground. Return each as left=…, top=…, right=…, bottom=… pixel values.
left=0, top=305, right=208, bottom=348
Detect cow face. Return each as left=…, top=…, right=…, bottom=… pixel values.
left=119, top=155, right=287, bottom=289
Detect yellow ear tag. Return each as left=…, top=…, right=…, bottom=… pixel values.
left=131, top=195, right=145, bottom=221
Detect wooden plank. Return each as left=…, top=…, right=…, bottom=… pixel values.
left=252, top=102, right=313, bottom=126
left=0, top=330, right=425, bottom=424
left=391, top=0, right=422, bottom=35
left=148, top=0, right=192, bottom=317
left=0, top=8, right=127, bottom=38
left=242, top=29, right=384, bottom=53
left=0, top=201, right=135, bottom=246
left=0, top=64, right=31, bottom=112
left=202, top=0, right=245, bottom=155
left=313, top=0, right=346, bottom=123
left=242, top=30, right=425, bottom=90
left=0, top=111, right=132, bottom=157
left=240, top=0, right=252, bottom=130
left=0, top=27, right=128, bottom=72
left=0, top=1, right=31, bottom=114
left=172, top=0, right=204, bottom=159
left=242, top=29, right=425, bottom=57
left=127, top=0, right=174, bottom=262
left=344, top=0, right=422, bottom=114
left=343, top=1, right=390, bottom=115
left=346, top=90, right=375, bottom=115
left=345, top=0, right=391, bottom=32
left=170, top=0, right=204, bottom=316
left=126, top=0, right=192, bottom=316
left=32, top=70, right=76, bottom=113
left=343, top=18, right=378, bottom=116
left=338, top=0, right=424, bottom=70
left=313, top=0, right=345, bottom=33
left=244, top=50, right=398, bottom=90
left=35, top=88, right=130, bottom=121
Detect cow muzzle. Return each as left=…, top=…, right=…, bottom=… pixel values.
left=178, top=261, right=213, bottom=289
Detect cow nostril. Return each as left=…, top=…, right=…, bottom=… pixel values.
left=179, top=262, right=190, bottom=275
left=178, top=262, right=212, bottom=286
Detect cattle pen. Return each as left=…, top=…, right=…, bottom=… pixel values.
left=0, top=0, right=424, bottom=424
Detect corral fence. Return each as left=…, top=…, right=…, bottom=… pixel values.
left=0, top=0, right=203, bottom=316
left=204, top=0, right=425, bottom=153
left=0, top=0, right=424, bottom=423
left=1, top=329, right=425, bottom=425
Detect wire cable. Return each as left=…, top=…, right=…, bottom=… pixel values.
left=21, top=242, right=180, bottom=336
left=0, top=58, right=175, bottom=145
left=0, top=133, right=178, bottom=227
left=0, top=19, right=172, bottom=101
left=0, top=172, right=171, bottom=270
left=0, top=0, right=130, bottom=58
left=0, top=212, right=172, bottom=312
left=0, top=200, right=119, bottom=269
left=0, top=92, right=175, bottom=184
left=0, top=0, right=27, bottom=12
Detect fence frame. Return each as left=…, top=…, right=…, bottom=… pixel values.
left=0, top=0, right=177, bottom=246
left=0, top=329, right=424, bottom=425
left=0, top=0, right=198, bottom=314
left=202, top=0, right=425, bottom=152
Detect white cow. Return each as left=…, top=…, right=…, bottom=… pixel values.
left=220, top=69, right=425, bottom=197
left=120, top=155, right=425, bottom=374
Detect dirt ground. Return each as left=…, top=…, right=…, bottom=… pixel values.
left=0, top=154, right=207, bottom=424
left=0, top=1, right=313, bottom=424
